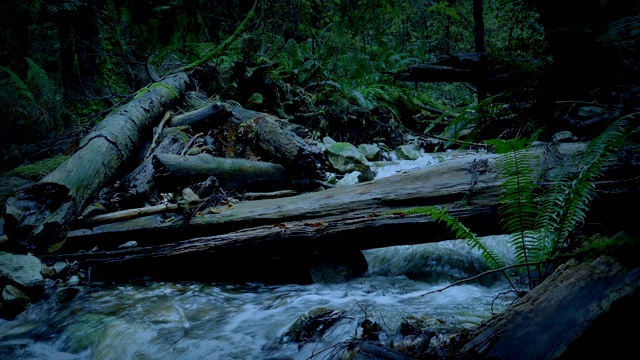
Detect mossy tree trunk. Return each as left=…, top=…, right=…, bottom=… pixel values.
left=3, top=73, right=191, bottom=254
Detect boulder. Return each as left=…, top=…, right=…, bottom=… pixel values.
left=0, top=252, right=44, bottom=296
left=357, top=144, right=382, bottom=161
left=325, top=142, right=375, bottom=181
left=394, top=144, right=421, bottom=160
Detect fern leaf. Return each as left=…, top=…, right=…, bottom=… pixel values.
left=0, top=66, right=34, bottom=102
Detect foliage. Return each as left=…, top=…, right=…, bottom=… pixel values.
left=4, top=155, right=70, bottom=180
left=0, top=58, right=66, bottom=145
left=390, top=114, right=638, bottom=290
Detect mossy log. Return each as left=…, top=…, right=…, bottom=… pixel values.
left=39, top=143, right=640, bottom=280
left=151, top=153, right=289, bottom=192
left=3, top=73, right=191, bottom=253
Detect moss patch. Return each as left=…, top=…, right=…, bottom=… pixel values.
left=4, top=155, right=69, bottom=180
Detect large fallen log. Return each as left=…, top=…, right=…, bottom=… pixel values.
left=3, top=73, right=192, bottom=253
left=457, top=254, right=640, bottom=359
left=39, top=143, right=640, bottom=280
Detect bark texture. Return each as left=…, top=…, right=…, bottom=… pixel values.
left=3, top=73, right=191, bottom=253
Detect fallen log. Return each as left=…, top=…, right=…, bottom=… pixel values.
left=3, top=73, right=192, bottom=253
left=40, top=142, right=640, bottom=280
left=169, top=102, right=233, bottom=129
left=230, top=106, right=327, bottom=181
left=457, top=254, right=640, bottom=359
left=152, top=153, right=290, bottom=192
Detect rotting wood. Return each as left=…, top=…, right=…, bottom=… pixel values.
left=41, top=143, right=640, bottom=277
left=3, top=73, right=191, bottom=253
left=230, top=106, right=327, bottom=181
left=169, top=102, right=233, bottom=129
left=152, top=153, right=290, bottom=192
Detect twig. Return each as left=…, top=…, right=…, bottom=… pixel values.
left=420, top=261, right=545, bottom=296
left=180, top=132, right=205, bottom=157
left=145, top=111, right=173, bottom=159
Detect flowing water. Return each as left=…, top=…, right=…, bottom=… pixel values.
left=0, top=151, right=518, bottom=360
left=0, top=238, right=519, bottom=360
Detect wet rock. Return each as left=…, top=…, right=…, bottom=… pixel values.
left=52, top=261, right=69, bottom=277
left=67, top=275, right=80, bottom=286
left=310, top=250, right=368, bottom=283
left=1, top=284, right=31, bottom=319
left=54, top=286, right=81, bottom=304
left=40, top=264, right=55, bottom=278
left=394, top=144, right=421, bottom=160
left=336, top=171, right=363, bottom=186
left=358, top=144, right=382, bottom=161
left=0, top=253, right=44, bottom=295
left=325, top=142, right=375, bottom=181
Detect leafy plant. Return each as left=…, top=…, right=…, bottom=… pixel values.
left=391, top=113, right=638, bottom=292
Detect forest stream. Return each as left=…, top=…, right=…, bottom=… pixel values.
left=0, top=154, right=520, bottom=360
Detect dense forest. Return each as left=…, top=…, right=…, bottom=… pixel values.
left=1, top=0, right=640, bottom=359
left=1, top=0, right=636, bottom=168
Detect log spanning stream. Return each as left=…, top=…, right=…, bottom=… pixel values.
left=0, top=154, right=521, bottom=359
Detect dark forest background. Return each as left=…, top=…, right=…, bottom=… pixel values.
left=0, top=0, right=638, bottom=171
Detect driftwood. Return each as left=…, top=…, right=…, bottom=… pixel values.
left=152, top=153, right=289, bottom=192
left=3, top=73, right=191, bottom=253
left=39, top=143, right=640, bottom=280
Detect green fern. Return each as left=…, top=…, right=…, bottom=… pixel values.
left=486, top=137, right=542, bottom=287
left=25, top=58, right=59, bottom=105
left=537, top=113, right=639, bottom=259
left=0, top=66, right=34, bottom=102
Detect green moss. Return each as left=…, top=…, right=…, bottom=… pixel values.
left=575, top=232, right=640, bottom=269
left=135, top=87, right=151, bottom=98
left=5, top=155, right=70, bottom=180
left=150, top=82, right=179, bottom=99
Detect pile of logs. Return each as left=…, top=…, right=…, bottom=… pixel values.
left=2, top=72, right=640, bottom=283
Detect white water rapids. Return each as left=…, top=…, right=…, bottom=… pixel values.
left=0, top=150, right=521, bottom=360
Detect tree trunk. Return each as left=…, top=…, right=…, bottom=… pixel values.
left=3, top=73, right=191, bottom=254
left=38, top=143, right=640, bottom=281
left=152, top=153, right=290, bottom=193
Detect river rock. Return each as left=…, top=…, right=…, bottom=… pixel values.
left=336, top=171, right=363, bottom=186
left=325, top=142, right=375, bottom=181
left=52, top=261, right=69, bottom=276
left=394, top=144, right=421, bottom=160
left=0, top=252, right=44, bottom=295
left=357, top=144, right=382, bottom=161
left=1, top=284, right=31, bottom=319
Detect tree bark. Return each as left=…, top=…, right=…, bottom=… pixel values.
left=152, top=153, right=290, bottom=192
left=3, top=73, right=191, bottom=253
left=38, top=143, right=640, bottom=280
left=169, top=102, right=233, bottom=129
left=230, top=106, right=327, bottom=181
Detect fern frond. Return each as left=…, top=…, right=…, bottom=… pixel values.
left=388, top=206, right=507, bottom=269
left=25, top=58, right=59, bottom=105
left=0, top=66, right=34, bottom=102
left=539, top=114, right=637, bottom=256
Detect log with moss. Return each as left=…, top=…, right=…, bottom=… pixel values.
left=39, top=142, right=640, bottom=279
left=152, top=153, right=290, bottom=192
left=229, top=106, right=327, bottom=181
left=3, top=73, right=191, bottom=253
